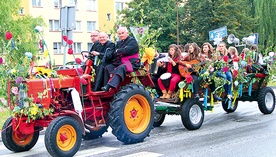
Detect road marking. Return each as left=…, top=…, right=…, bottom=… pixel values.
left=122, top=151, right=163, bottom=157
left=75, top=146, right=119, bottom=157
left=0, top=145, right=118, bottom=157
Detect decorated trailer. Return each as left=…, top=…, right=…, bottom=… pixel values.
left=153, top=51, right=276, bottom=129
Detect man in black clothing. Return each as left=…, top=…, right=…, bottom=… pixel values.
left=150, top=52, right=166, bottom=96
left=90, top=32, right=115, bottom=91
left=101, top=27, right=140, bottom=92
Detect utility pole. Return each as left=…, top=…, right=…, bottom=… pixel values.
left=176, top=0, right=179, bottom=45
left=60, top=6, right=76, bottom=68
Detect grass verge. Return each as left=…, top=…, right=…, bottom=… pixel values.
left=0, top=108, right=11, bottom=129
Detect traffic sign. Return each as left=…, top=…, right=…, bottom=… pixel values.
left=250, top=33, right=258, bottom=44
left=209, top=26, right=228, bottom=41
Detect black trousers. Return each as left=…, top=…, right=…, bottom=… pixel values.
left=104, top=64, right=126, bottom=88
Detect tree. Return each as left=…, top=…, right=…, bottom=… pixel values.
left=117, top=0, right=257, bottom=51
left=181, top=0, right=256, bottom=47
left=0, top=0, right=45, bottom=99
left=117, top=0, right=183, bottom=52
left=252, top=0, right=276, bottom=51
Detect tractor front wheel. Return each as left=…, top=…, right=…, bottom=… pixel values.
left=1, top=117, right=39, bottom=152
left=108, top=83, right=154, bottom=144
left=45, top=116, right=82, bottom=157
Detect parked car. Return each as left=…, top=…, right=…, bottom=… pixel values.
left=52, top=66, right=70, bottom=70
left=65, top=61, right=85, bottom=69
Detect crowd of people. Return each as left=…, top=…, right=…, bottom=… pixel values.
left=87, top=27, right=266, bottom=101
left=151, top=41, right=265, bottom=100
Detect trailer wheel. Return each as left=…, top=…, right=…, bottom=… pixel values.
left=258, top=87, right=275, bottom=114
left=1, top=117, right=39, bottom=152
left=108, top=83, right=154, bottom=144
left=222, top=98, right=238, bottom=113
left=181, top=99, right=204, bottom=130
left=45, top=116, right=82, bottom=157
left=153, top=113, right=166, bottom=127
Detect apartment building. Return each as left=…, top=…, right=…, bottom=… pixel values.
left=20, top=0, right=131, bottom=66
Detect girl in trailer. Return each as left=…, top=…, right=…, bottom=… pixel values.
left=180, top=42, right=201, bottom=98
left=157, top=44, right=182, bottom=99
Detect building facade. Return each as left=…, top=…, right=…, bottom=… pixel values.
left=20, top=0, right=131, bottom=66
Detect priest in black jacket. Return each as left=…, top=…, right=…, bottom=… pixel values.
left=90, top=32, right=115, bottom=91
left=101, top=27, right=140, bottom=91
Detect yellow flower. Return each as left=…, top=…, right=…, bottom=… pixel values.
left=36, top=67, right=44, bottom=74
left=43, top=50, right=49, bottom=58
left=42, top=68, right=52, bottom=77
left=11, top=69, right=16, bottom=74
left=141, top=47, right=156, bottom=64
left=30, top=104, right=38, bottom=116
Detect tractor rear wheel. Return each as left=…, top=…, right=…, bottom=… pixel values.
left=45, top=116, right=82, bottom=157
left=258, top=87, right=275, bottom=114
left=108, top=83, right=154, bottom=144
left=181, top=98, right=204, bottom=130
left=1, top=117, right=39, bottom=152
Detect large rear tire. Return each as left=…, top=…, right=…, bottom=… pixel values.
left=257, top=87, right=275, bottom=114
left=153, top=113, right=166, bottom=127
left=181, top=99, right=204, bottom=130
left=1, top=117, right=39, bottom=152
left=108, top=83, right=154, bottom=144
left=45, top=116, right=82, bottom=157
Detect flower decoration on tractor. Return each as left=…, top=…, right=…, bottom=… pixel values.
left=0, top=27, right=59, bottom=122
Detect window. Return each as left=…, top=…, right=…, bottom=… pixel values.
left=49, top=20, right=60, bottom=31
left=87, top=43, right=92, bottom=51
left=69, top=0, right=78, bottom=9
left=32, top=0, right=42, bottom=7
left=18, top=7, right=24, bottom=15
left=87, top=21, right=96, bottom=32
left=115, top=2, right=124, bottom=12
left=54, top=0, right=61, bottom=8
left=73, top=43, right=82, bottom=53
left=53, top=42, right=62, bottom=54
left=75, top=21, right=81, bottom=31
left=87, top=0, right=96, bottom=10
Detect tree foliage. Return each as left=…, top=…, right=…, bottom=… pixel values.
left=0, top=0, right=45, bottom=98
left=252, top=0, right=276, bottom=51
left=181, top=0, right=256, bottom=46
left=117, top=0, right=180, bottom=51
left=117, top=0, right=258, bottom=51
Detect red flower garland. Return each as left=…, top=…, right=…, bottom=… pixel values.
left=75, top=58, right=82, bottom=64
left=5, top=32, right=12, bottom=40
left=185, top=74, right=193, bottom=84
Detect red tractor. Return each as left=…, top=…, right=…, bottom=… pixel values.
left=1, top=51, right=155, bottom=157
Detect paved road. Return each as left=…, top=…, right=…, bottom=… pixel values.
left=0, top=97, right=276, bottom=157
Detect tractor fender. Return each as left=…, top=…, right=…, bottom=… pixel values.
left=55, top=110, right=85, bottom=134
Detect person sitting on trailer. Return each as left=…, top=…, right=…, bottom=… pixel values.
left=157, top=44, right=182, bottom=99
